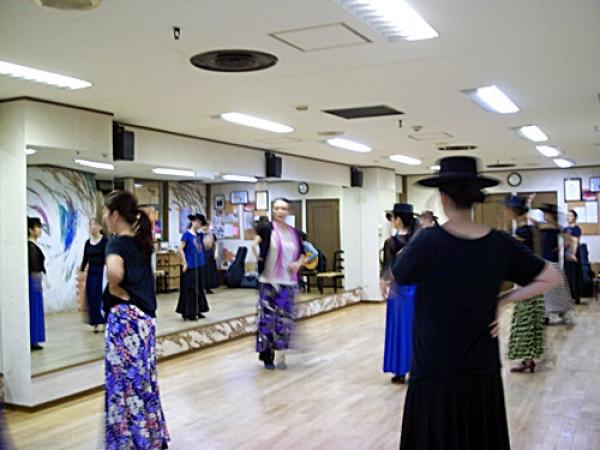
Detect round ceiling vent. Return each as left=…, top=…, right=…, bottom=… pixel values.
left=317, top=131, right=344, bottom=137
left=190, top=50, right=278, bottom=72
left=486, top=161, right=516, bottom=169
left=437, top=144, right=478, bottom=151
left=32, top=0, right=101, bottom=10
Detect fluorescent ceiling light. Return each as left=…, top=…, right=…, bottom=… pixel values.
left=223, top=174, right=258, bottom=183
left=336, top=0, right=439, bottom=41
left=536, top=145, right=560, bottom=157
left=430, top=164, right=440, bottom=171
left=220, top=112, right=293, bottom=133
left=553, top=158, right=574, bottom=168
left=0, top=60, right=92, bottom=90
left=517, top=125, right=548, bottom=142
left=74, top=159, right=114, bottom=170
left=152, top=168, right=195, bottom=177
left=466, top=85, right=519, bottom=114
left=326, top=137, right=372, bottom=153
left=389, top=154, right=422, bottom=165
left=25, top=147, right=37, bottom=155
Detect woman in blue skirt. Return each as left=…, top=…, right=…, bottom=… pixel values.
left=80, top=218, right=107, bottom=333
left=380, top=203, right=417, bottom=384
left=28, top=217, right=47, bottom=351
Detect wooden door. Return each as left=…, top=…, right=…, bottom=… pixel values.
left=287, top=200, right=303, bottom=230
left=474, top=194, right=508, bottom=230
left=306, top=199, right=341, bottom=271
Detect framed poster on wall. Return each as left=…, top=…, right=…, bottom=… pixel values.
left=255, top=190, right=269, bottom=211
left=564, top=178, right=582, bottom=202
left=230, top=191, right=249, bottom=205
left=214, top=195, right=225, bottom=210
left=590, top=176, right=600, bottom=193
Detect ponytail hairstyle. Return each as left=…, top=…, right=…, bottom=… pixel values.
left=439, top=181, right=485, bottom=209
left=104, top=190, right=153, bottom=262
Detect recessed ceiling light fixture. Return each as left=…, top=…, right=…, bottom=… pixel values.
left=326, top=137, right=372, bottom=153
left=336, top=0, right=439, bottom=41
left=0, top=60, right=92, bottom=90
left=389, top=154, right=422, bottom=165
left=75, top=159, right=114, bottom=170
left=553, top=158, right=574, bottom=168
left=536, top=145, right=561, bottom=157
left=25, top=147, right=37, bottom=155
left=464, top=85, right=519, bottom=114
left=152, top=168, right=195, bottom=177
left=220, top=112, right=293, bottom=133
left=223, top=174, right=258, bottom=183
left=516, top=125, right=548, bottom=142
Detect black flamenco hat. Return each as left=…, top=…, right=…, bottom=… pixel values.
left=504, top=195, right=527, bottom=210
left=387, top=203, right=416, bottom=216
left=418, top=156, right=499, bottom=188
left=187, top=213, right=206, bottom=223
left=27, top=216, right=42, bottom=229
left=539, top=203, right=558, bottom=215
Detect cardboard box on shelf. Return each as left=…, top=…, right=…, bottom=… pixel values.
left=168, top=252, right=181, bottom=265
left=156, top=252, right=169, bottom=266
left=167, top=276, right=180, bottom=290
left=167, top=264, right=181, bottom=277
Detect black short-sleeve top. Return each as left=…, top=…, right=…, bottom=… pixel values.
left=28, top=241, right=46, bottom=274
left=514, top=225, right=534, bottom=251
left=80, top=236, right=107, bottom=270
left=392, top=227, right=546, bottom=381
left=102, top=235, right=157, bottom=318
left=540, top=227, right=560, bottom=262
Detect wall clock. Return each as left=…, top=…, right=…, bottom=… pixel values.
left=507, top=172, right=522, bottom=187
left=298, top=182, right=309, bottom=195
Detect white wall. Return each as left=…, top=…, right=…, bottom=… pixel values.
left=406, top=166, right=600, bottom=261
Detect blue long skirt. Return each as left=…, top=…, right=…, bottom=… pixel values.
left=383, top=283, right=415, bottom=377
left=86, top=265, right=105, bottom=326
left=28, top=274, right=46, bottom=345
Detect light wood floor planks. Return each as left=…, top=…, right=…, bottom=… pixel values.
left=8, top=299, right=600, bottom=449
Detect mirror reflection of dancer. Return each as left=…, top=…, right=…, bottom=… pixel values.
left=533, top=203, right=574, bottom=324
left=27, top=217, right=48, bottom=351
left=380, top=203, right=417, bottom=384
left=563, top=210, right=584, bottom=305
left=393, top=157, right=560, bottom=450
left=79, top=218, right=108, bottom=333
left=503, top=196, right=546, bottom=374
left=419, top=210, right=438, bottom=228
left=176, top=214, right=210, bottom=321
left=252, top=199, right=305, bottom=370
left=200, top=217, right=218, bottom=295
left=102, top=191, right=170, bottom=449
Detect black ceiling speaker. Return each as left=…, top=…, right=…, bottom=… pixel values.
left=265, top=151, right=282, bottom=178
left=350, top=167, right=363, bottom=187
left=113, top=123, right=134, bottom=161
left=190, top=50, right=278, bottom=72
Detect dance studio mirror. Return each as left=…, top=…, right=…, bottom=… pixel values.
left=26, top=153, right=361, bottom=376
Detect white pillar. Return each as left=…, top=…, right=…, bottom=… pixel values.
left=360, top=168, right=397, bottom=301
left=0, top=100, right=33, bottom=404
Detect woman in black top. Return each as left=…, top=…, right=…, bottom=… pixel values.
left=27, top=217, right=47, bottom=351
left=102, top=191, right=169, bottom=449
left=393, top=157, right=560, bottom=450
left=79, top=218, right=107, bottom=333
left=503, top=196, right=546, bottom=374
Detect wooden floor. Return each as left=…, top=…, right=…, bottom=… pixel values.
left=9, top=299, right=600, bottom=449
left=33, top=288, right=329, bottom=376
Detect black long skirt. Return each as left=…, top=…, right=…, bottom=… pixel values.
left=400, top=372, right=510, bottom=450
left=176, top=267, right=209, bottom=319
left=203, top=254, right=219, bottom=289
left=564, top=260, right=582, bottom=302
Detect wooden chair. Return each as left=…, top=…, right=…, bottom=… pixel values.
left=316, top=250, right=344, bottom=294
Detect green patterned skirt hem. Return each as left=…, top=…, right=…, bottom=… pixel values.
left=508, top=295, right=545, bottom=360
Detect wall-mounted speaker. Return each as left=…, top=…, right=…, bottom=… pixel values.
left=265, top=151, right=282, bottom=178
left=113, top=123, right=135, bottom=161
left=350, top=167, right=363, bottom=187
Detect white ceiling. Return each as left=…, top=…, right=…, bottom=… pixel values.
left=2, top=0, right=600, bottom=176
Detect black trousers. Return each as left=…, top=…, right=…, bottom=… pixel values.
left=564, top=260, right=583, bottom=303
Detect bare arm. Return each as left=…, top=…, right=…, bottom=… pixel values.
left=252, top=235, right=262, bottom=261
left=106, top=254, right=129, bottom=301
left=491, top=264, right=561, bottom=336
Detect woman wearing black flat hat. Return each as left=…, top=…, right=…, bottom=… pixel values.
left=503, top=195, right=546, bottom=374
left=533, top=203, right=574, bottom=324
left=381, top=203, right=418, bottom=384
left=175, top=213, right=209, bottom=320
left=392, top=156, right=560, bottom=450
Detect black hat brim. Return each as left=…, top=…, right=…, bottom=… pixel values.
left=417, top=174, right=499, bottom=189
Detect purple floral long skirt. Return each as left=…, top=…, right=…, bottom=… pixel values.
left=105, top=304, right=170, bottom=450
left=256, top=283, right=296, bottom=353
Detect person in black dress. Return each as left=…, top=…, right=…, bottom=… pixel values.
left=563, top=209, right=584, bottom=304
left=393, top=157, right=560, bottom=450
left=80, top=218, right=108, bottom=333
left=28, top=217, right=47, bottom=351
left=200, top=217, right=218, bottom=294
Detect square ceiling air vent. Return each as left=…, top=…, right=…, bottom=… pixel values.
left=407, top=131, right=453, bottom=141
left=323, top=105, right=403, bottom=119
left=270, top=23, right=370, bottom=52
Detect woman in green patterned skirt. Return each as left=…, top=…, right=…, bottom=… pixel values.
left=504, top=195, right=546, bottom=373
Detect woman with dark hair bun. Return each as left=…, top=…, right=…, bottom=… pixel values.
left=102, top=190, right=169, bottom=450
left=393, top=157, right=560, bottom=450
left=503, top=196, right=546, bottom=374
